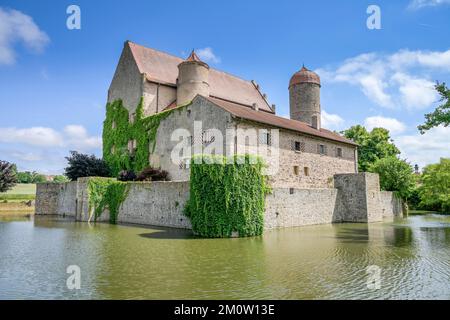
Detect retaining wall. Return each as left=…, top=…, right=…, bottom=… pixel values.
left=35, top=173, right=404, bottom=231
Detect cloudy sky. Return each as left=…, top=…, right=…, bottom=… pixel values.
left=0, top=0, right=449, bottom=173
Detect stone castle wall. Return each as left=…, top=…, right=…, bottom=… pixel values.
left=36, top=173, right=403, bottom=232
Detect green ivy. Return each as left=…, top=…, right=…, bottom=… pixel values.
left=87, top=177, right=129, bottom=224
left=102, top=99, right=178, bottom=176
left=184, top=154, right=270, bottom=238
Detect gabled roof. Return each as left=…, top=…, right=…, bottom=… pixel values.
left=202, top=96, right=358, bottom=146
left=127, top=41, right=274, bottom=113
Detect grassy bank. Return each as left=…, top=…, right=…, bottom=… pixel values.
left=409, top=210, right=444, bottom=215
left=0, top=184, right=36, bottom=216
left=0, top=184, right=36, bottom=202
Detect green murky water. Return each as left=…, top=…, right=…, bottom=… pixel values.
left=0, top=214, right=449, bottom=299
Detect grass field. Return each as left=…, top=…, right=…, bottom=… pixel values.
left=0, top=184, right=36, bottom=202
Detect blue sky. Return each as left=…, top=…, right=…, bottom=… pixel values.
left=0, top=0, right=449, bottom=173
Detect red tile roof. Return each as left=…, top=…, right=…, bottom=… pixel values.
left=127, top=41, right=274, bottom=113
left=289, top=66, right=321, bottom=88
left=204, top=96, right=357, bottom=146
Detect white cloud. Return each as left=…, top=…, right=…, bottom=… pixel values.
left=395, top=126, right=450, bottom=168
left=391, top=73, right=438, bottom=109
left=0, top=127, right=63, bottom=147
left=64, top=125, right=102, bottom=150
left=322, top=110, right=345, bottom=130
left=364, top=116, right=407, bottom=135
left=0, top=125, right=101, bottom=150
left=197, top=47, right=221, bottom=64
left=408, top=0, right=450, bottom=10
left=316, top=49, right=446, bottom=110
left=0, top=7, right=49, bottom=65
left=10, top=151, right=42, bottom=162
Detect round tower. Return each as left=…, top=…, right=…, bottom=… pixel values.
left=177, top=50, right=210, bottom=106
left=289, top=66, right=321, bottom=129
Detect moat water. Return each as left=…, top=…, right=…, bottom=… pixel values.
left=0, top=214, right=449, bottom=299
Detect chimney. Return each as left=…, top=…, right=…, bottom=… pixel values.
left=271, top=104, right=276, bottom=113
left=252, top=103, right=259, bottom=111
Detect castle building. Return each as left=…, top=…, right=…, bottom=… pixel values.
left=106, top=41, right=358, bottom=188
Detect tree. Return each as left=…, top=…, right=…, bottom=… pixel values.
left=369, top=156, right=415, bottom=200
left=53, top=175, right=69, bottom=183
left=342, top=125, right=400, bottom=172
left=0, top=160, right=17, bottom=193
left=418, top=82, right=450, bottom=134
left=16, top=171, right=46, bottom=183
left=419, top=158, right=450, bottom=213
left=64, top=151, right=111, bottom=181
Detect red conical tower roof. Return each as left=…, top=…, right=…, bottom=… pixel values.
left=289, top=65, right=320, bottom=88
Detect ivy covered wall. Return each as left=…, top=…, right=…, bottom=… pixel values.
left=102, top=99, right=176, bottom=176
left=184, top=154, right=270, bottom=238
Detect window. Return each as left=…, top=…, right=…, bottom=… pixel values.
left=259, top=131, right=271, bottom=146
left=294, top=141, right=301, bottom=152
left=337, top=147, right=343, bottom=158
left=179, top=158, right=190, bottom=170
left=202, top=130, right=215, bottom=145
left=294, top=166, right=299, bottom=175
left=304, top=167, right=310, bottom=176
left=128, top=139, right=137, bottom=154
left=289, top=188, right=294, bottom=195
left=129, top=113, right=136, bottom=124
left=318, top=144, right=326, bottom=155
left=187, top=109, right=191, bottom=117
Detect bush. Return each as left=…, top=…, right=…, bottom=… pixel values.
left=64, top=151, right=111, bottom=181
left=136, top=166, right=169, bottom=181
left=184, top=154, right=270, bottom=238
left=0, top=160, right=17, bottom=193
left=117, top=170, right=137, bottom=182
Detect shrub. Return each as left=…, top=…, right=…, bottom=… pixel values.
left=64, top=151, right=111, bottom=181
left=184, top=154, right=270, bottom=238
left=136, top=166, right=169, bottom=181
left=0, top=160, right=17, bottom=193
left=117, top=170, right=137, bottom=182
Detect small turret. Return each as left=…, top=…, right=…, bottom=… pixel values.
left=176, top=50, right=210, bottom=106
left=289, top=66, right=321, bottom=129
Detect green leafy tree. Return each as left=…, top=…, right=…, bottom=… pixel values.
left=0, top=160, right=17, bottom=193
left=419, top=158, right=450, bottom=213
left=342, top=125, right=400, bottom=172
left=64, top=151, right=111, bottom=181
left=369, top=156, right=415, bottom=199
left=53, top=175, right=69, bottom=183
left=418, top=82, right=450, bottom=134
left=16, top=171, right=46, bottom=183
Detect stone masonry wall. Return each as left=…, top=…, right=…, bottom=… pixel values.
left=35, top=182, right=77, bottom=216
left=265, top=188, right=338, bottom=229
left=380, top=191, right=403, bottom=220
left=35, top=174, right=402, bottom=231
left=117, top=181, right=191, bottom=228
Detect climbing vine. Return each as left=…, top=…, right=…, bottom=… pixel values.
left=87, top=177, right=129, bottom=224
left=184, top=154, right=270, bottom=238
left=102, top=99, right=178, bottom=176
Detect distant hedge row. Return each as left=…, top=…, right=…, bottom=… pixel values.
left=184, top=155, right=270, bottom=238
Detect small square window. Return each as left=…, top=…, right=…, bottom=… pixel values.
left=294, top=141, right=301, bottom=152
left=318, top=144, right=326, bottom=155
left=337, top=148, right=343, bottom=158
left=304, top=167, right=310, bottom=176
left=289, top=188, right=294, bottom=195
left=294, top=166, right=299, bottom=175
left=259, top=131, right=271, bottom=146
